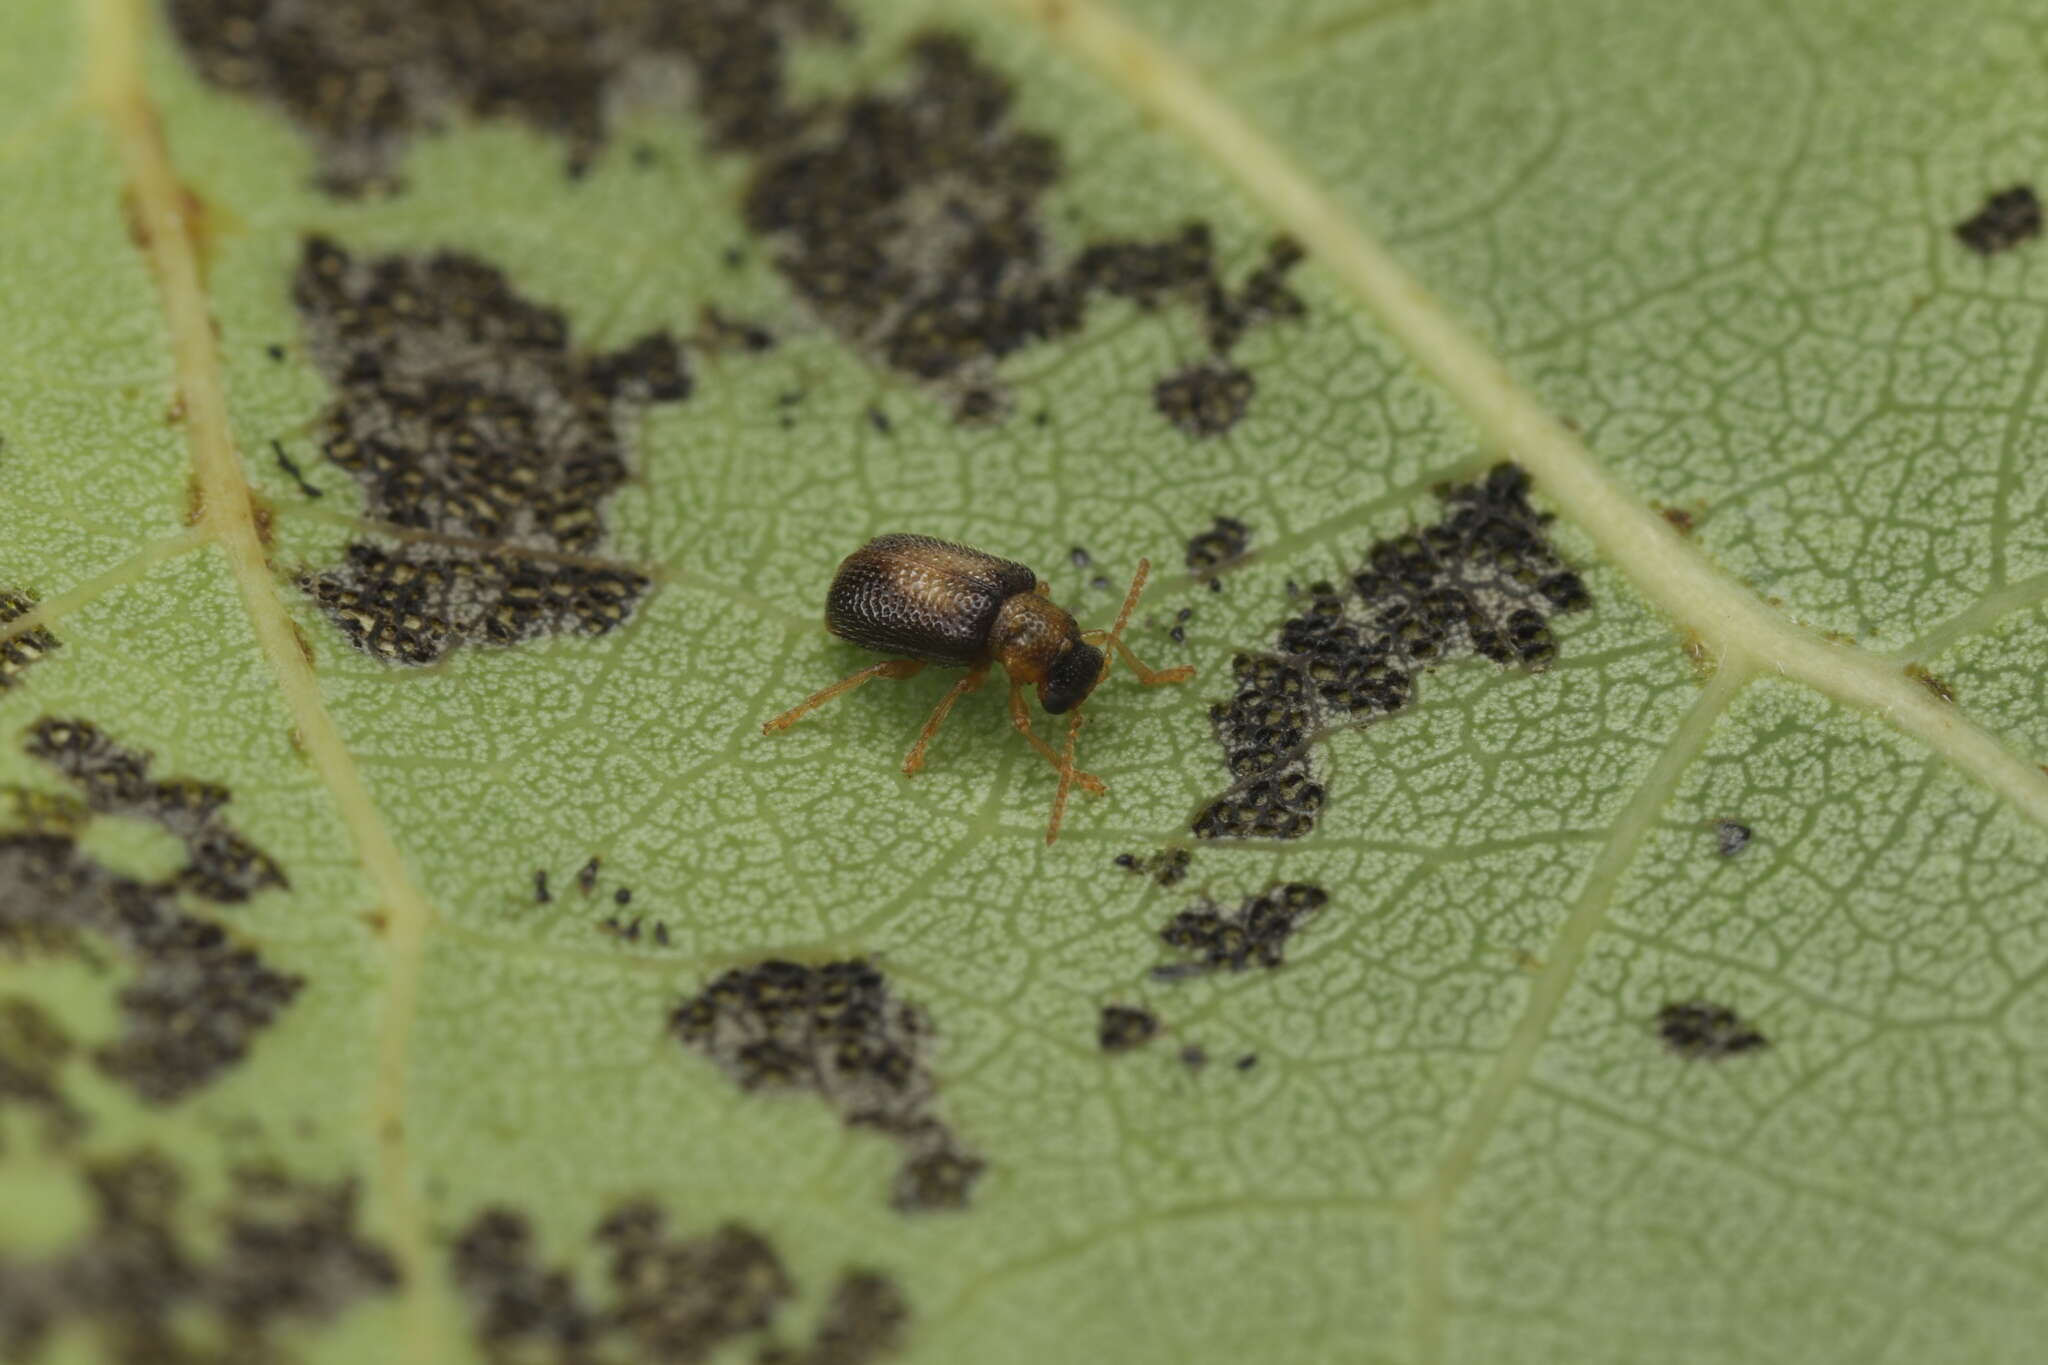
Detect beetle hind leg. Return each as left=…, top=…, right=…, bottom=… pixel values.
left=762, top=658, right=926, bottom=734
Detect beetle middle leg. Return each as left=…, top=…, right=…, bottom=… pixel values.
left=763, top=658, right=926, bottom=734
left=1007, top=680, right=1106, bottom=795
left=902, top=664, right=989, bottom=776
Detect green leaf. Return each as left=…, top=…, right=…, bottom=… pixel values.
left=4, top=0, right=2047, bottom=1361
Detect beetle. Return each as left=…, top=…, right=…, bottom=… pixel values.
left=762, top=534, right=1194, bottom=842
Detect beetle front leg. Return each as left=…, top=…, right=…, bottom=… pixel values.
left=1007, top=680, right=1105, bottom=796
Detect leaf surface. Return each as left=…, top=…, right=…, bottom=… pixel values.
left=3, top=0, right=2046, bottom=1362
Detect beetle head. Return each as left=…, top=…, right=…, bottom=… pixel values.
left=1038, top=640, right=1105, bottom=714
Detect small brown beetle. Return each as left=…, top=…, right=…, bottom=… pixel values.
left=763, top=534, right=1194, bottom=842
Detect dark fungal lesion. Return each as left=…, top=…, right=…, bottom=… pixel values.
left=0, top=590, right=58, bottom=692
left=1097, top=1004, right=1160, bottom=1053
left=669, top=958, right=983, bottom=1213
left=0, top=834, right=301, bottom=1102
left=1114, top=845, right=1191, bottom=887
left=1194, top=464, right=1591, bottom=841
left=452, top=1201, right=907, bottom=1365
left=457, top=1205, right=787, bottom=1363
left=2, top=719, right=301, bottom=1103
left=164, top=0, right=852, bottom=195
left=26, top=717, right=284, bottom=902
left=743, top=38, right=1306, bottom=424
left=0, top=1149, right=399, bottom=1362
left=759, top=1270, right=910, bottom=1365
left=0, top=997, right=84, bottom=1151
left=1904, top=662, right=1955, bottom=704
left=1185, top=515, right=1253, bottom=588
left=1713, top=820, right=1752, bottom=857
left=1656, top=1000, right=1768, bottom=1060
left=1955, top=184, right=2042, bottom=256
left=291, top=236, right=686, bottom=664
left=1155, top=360, right=1255, bottom=437
left=1151, top=883, right=1329, bottom=980
left=169, top=3, right=1307, bottom=432
left=697, top=305, right=780, bottom=356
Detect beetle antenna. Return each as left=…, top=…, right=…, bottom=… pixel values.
left=1047, top=704, right=1084, bottom=845
left=1086, top=557, right=1195, bottom=689
left=1110, top=558, right=1151, bottom=649
left=1089, top=557, right=1152, bottom=687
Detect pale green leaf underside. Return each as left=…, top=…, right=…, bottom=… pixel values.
left=3, top=1, right=2047, bottom=1363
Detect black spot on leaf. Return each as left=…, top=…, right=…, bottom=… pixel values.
left=743, top=37, right=1305, bottom=424
left=165, top=0, right=851, bottom=194
left=453, top=1201, right=907, bottom=1365
left=1184, top=515, right=1252, bottom=582
left=26, top=717, right=285, bottom=902
left=457, top=1204, right=786, bottom=1363
left=291, top=237, right=684, bottom=664
left=1152, top=883, right=1328, bottom=979
left=1097, top=1005, right=1159, bottom=1053
left=670, top=959, right=982, bottom=1212
left=759, top=1270, right=910, bottom=1365
left=0, top=998, right=83, bottom=1151
left=1657, top=1000, right=1768, bottom=1061
left=889, top=1145, right=985, bottom=1215
left=170, top=5, right=1305, bottom=431
left=0, top=590, right=58, bottom=692
left=1154, top=361, right=1254, bottom=437
left=1955, top=185, right=2042, bottom=256
left=1117, top=846, right=1191, bottom=887
left=3, top=719, right=301, bottom=1102
left=1194, top=464, right=1590, bottom=841
left=699, top=306, right=780, bottom=355
left=1714, top=820, right=1751, bottom=857
left=0, top=1150, right=398, bottom=1362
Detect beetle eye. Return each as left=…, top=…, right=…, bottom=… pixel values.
left=1039, top=642, right=1104, bottom=714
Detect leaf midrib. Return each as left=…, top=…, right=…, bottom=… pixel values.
left=85, top=0, right=454, bottom=1359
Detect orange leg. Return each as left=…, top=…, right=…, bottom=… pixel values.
left=762, top=658, right=925, bottom=734
left=1110, top=557, right=1154, bottom=637
left=902, top=664, right=988, bottom=775
left=1007, top=680, right=1105, bottom=795
left=1079, top=556, right=1196, bottom=687
left=1046, top=705, right=1086, bottom=845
